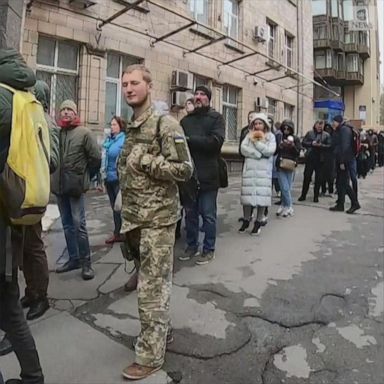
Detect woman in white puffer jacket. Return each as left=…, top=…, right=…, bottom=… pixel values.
left=239, top=113, right=276, bottom=235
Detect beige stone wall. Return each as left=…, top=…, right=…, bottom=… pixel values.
left=22, top=0, right=314, bottom=140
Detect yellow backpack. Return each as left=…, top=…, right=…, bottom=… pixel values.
left=0, top=83, right=50, bottom=225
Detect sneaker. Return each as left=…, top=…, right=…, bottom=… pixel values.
left=178, top=247, right=199, bottom=261
left=282, top=207, right=294, bottom=217
left=251, top=221, right=261, bottom=236
left=195, top=251, right=215, bottom=265
left=238, top=220, right=250, bottom=232
left=122, top=363, right=161, bottom=380
left=276, top=206, right=284, bottom=216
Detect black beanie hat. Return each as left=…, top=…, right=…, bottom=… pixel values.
left=333, top=115, right=343, bottom=123
left=195, top=85, right=212, bottom=101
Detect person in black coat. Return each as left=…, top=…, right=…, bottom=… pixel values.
left=180, top=86, right=225, bottom=265
left=239, top=111, right=258, bottom=157
left=298, top=120, right=332, bottom=202
left=321, top=123, right=336, bottom=195
left=329, top=115, right=360, bottom=214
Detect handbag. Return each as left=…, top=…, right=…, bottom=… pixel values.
left=279, top=158, right=296, bottom=171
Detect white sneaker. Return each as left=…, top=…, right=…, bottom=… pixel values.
left=276, top=206, right=284, bottom=216
left=282, top=207, right=294, bottom=217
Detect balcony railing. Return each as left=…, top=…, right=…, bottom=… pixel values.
left=314, top=38, right=331, bottom=49
left=345, top=72, right=364, bottom=85
left=330, top=39, right=344, bottom=51
left=357, top=43, right=370, bottom=59
left=344, top=42, right=358, bottom=52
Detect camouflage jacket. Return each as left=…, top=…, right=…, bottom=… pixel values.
left=118, top=107, right=192, bottom=231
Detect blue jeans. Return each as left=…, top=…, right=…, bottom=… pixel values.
left=105, top=180, right=122, bottom=235
left=57, top=194, right=91, bottom=264
left=184, top=189, right=218, bottom=254
left=278, top=170, right=294, bottom=208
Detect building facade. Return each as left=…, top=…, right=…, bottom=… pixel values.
left=312, top=0, right=381, bottom=128
left=22, top=0, right=314, bottom=151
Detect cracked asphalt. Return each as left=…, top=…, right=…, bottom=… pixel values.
left=1, top=165, right=383, bottom=384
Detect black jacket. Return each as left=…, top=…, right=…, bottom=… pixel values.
left=181, top=107, right=225, bottom=191
left=333, top=123, right=355, bottom=164
left=239, top=125, right=249, bottom=157
left=276, top=120, right=301, bottom=167
left=302, top=129, right=332, bottom=162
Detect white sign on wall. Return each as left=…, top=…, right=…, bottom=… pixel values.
left=349, top=5, right=373, bottom=31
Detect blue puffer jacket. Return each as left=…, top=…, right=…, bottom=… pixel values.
left=102, top=132, right=125, bottom=182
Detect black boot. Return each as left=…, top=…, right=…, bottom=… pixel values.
left=298, top=195, right=306, bottom=201
left=81, top=260, right=95, bottom=281
left=313, top=196, right=319, bottom=203
left=26, top=298, right=50, bottom=321
left=329, top=204, right=344, bottom=212
left=251, top=221, right=262, bottom=236
left=20, top=295, right=33, bottom=308
left=0, top=335, right=13, bottom=356
left=5, top=380, right=22, bottom=384
left=238, top=220, right=250, bottom=233
left=346, top=202, right=361, bottom=214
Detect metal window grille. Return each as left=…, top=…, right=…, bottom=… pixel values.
left=222, top=85, right=238, bottom=141
left=36, top=37, right=79, bottom=118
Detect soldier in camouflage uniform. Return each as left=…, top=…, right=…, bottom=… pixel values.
left=118, top=65, right=192, bottom=380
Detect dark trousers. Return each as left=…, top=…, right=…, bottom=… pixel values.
left=105, top=180, right=122, bottom=235
left=357, top=154, right=369, bottom=178
left=378, top=152, right=384, bottom=167
left=300, top=160, right=323, bottom=199
left=321, top=157, right=335, bottom=194
left=347, top=158, right=358, bottom=199
left=23, top=221, right=49, bottom=300
left=335, top=163, right=358, bottom=207
left=369, top=153, right=376, bottom=170
left=0, top=214, right=44, bottom=384
left=185, top=189, right=218, bottom=253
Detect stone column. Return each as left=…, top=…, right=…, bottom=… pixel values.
left=0, top=0, right=24, bottom=49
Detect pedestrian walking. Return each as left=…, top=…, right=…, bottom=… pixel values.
left=298, top=120, right=332, bottom=202
left=103, top=116, right=126, bottom=245
left=366, top=129, right=378, bottom=172
left=329, top=115, right=360, bottom=214
left=118, top=64, right=192, bottom=380
left=52, top=99, right=101, bottom=280
left=0, top=47, right=45, bottom=384
left=377, top=130, right=384, bottom=167
left=276, top=120, right=301, bottom=217
left=179, top=85, right=225, bottom=265
left=238, top=113, right=276, bottom=235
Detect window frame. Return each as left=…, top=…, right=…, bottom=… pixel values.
left=284, top=103, right=295, bottom=120
left=284, top=33, right=294, bottom=68
left=223, top=0, right=239, bottom=40
left=36, top=36, right=79, bottom=117
left=267, top=21, right=277, bottom=59
left=267, top=97, right=277, bottom=120
left=222, top=84, right=239, bottom=141
left=188, top=0, right=209, bottom=25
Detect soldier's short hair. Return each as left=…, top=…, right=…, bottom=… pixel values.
left=123, top=64, right=152, bottom=84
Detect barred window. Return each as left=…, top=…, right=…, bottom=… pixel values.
left=36, top=36, right=79, bottom=117
left=105, top=53, right=141, bottom=125
left=284, top=103, right=294, bottom=120
left=222, top=85, right=238, bottom=141
left=267, top=97, right=277, bottom=120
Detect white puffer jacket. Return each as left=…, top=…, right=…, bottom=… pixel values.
left=240, top=132, right=276, bottom=207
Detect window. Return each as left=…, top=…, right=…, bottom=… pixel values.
left=344, top=28, right=356, bottom=43
left=36, top=36, right=79, bottom=117
left=222, top=85, right=238, bottom=141
left=343, top=0, right=353, bottom=21
left=193, top=74, right=210, bottom=90
left=312, top=0, right=327, bottom=15
left=105, top=53, right=141, bottom=125
left=285, top=33, right=294, bottom=68
left=284, top=103, right=294, bottom=120
left=315, top=50, right=332, bottom=69
left=189, top=0, right=209, bottom=24
left=332, top=24, right=339, bottom=40
left=346, top=53, right=359, bottom=72
left=331, top=0, right=338, bottom=17
left=267, top=97, right=277, bottom=120
left=267, top=21, right=277, bottom=59
left=223, top=0, right=239, bottom=39
left=313, top=25, right=327, bottom=39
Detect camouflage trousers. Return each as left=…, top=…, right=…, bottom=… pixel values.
left=125, top=223, right=176, bottom=367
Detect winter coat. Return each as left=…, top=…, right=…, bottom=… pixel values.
left=333, top=123, right=355, bottom=164
left=51, top=125, right=101, bottom=197
left=181, top=107, right=225, bottom=191
left=102, top=132, right=125, bottom=182
left=240, top=132, right=276, bottom=207
left=302, top=129, right=332, bottom=163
